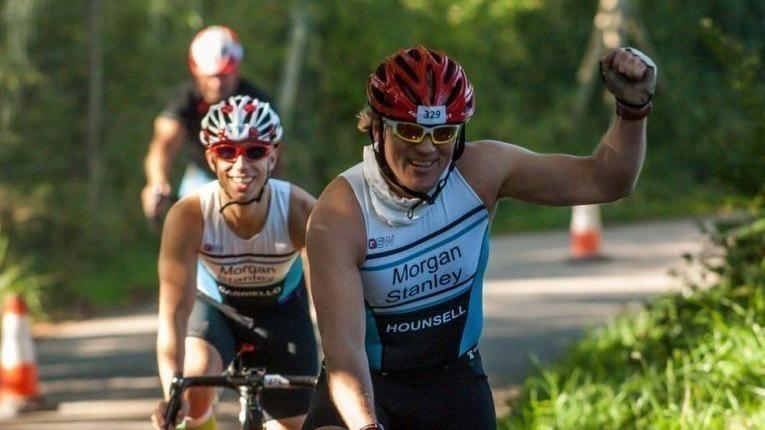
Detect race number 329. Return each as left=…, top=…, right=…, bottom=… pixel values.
left=417, top=105, right=446, bottom=125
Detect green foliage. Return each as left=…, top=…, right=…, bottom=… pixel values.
left=703, top=196, right=765, bottom=291
left=640, top=0, right=765, bottom=193
left=0, top=228, right=53, bottom=317
left=693, top=17, right=765, bottom=195
left=501, top=197, right=765, bottom=428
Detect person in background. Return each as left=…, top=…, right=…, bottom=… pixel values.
left=141, top=25, right=277, bottom=220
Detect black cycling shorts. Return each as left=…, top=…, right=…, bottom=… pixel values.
left=301, top=354, right=496, bottom=430
left=187, top=287, right=319, bottom=420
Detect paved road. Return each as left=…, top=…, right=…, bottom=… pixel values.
left=1, top=218, right=705, bottom=428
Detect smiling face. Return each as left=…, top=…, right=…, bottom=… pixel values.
left=206, top=144, right=278, bottom=201
left=379, top=122, right=455, bottom=195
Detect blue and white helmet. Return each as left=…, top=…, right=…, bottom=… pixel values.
left=200, top=95, right=283, bottom=147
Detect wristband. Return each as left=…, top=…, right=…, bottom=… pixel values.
left=360, top=424, right=384, bottom=430
left=615, top=100, right=652, bottom=121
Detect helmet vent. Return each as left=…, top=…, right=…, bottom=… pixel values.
left=375, top=64, right=387, bottom=82
left=426, top=67, right=436, bottom=104
left=199, top=95, right=283, bottom=146
left=394, top=56, right=418, bottom=82
left=444, top=61, right=456, bottom=84
left=370, top=87, right=392, bottom=108
left=394, top=75, right=422, bottom=105
left=444, top=79, right=463, bottom=108
left=407, top=48, right=421, bottom=61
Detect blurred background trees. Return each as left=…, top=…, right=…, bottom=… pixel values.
left=0, top=0, right=762, bottom=315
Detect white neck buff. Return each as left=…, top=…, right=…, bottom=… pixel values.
left=361, top=144, right=448, bottom=226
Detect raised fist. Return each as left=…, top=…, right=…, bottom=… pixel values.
left=600, top=47, right=657, bottom=119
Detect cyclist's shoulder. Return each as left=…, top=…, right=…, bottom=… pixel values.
left=167, top=192, right=203, bottom=226
left=307, top=177, right=366, bottom=264
left=456, top=139, right=522, bottom=209
left=458, top=139, right=528, bottom=173
left=286, top=182, right=316, bottom=213
left=310, top=177, right=363, bottom=234
left=159, top=79, right=199, bottom=119
left=317, top=176, right=358, bottom=210
left=161, top=193, right=204, bottom=249
left=284, top=183, right=316, bottom=249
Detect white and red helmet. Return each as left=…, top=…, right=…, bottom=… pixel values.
left=200, top=95, right=283, bottom=147
left=188, top=25, right=244, bottom=76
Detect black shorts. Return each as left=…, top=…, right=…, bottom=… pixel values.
left=187, top=287, right=319, bottom=419
left=302, top=354, right=496, bottom=430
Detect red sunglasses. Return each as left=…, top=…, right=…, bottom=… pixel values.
left=208, top=142, right=272, bottom=162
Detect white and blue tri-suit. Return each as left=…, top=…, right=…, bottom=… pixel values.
left=304, top=163, right=496, bottom=429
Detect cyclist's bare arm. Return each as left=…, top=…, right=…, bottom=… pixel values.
left=306, top=178, right=378, bottom=429
left=288, top=184, right=317, bottom=300
left=156, top=195, right=203, bottom=397
left=288, top=184, right=317, bottom=251
left=458, top=118, right=645, bottom=209
left=459, top=49, right=648, bottom=208
left=142, top=116, right=187, bottom=218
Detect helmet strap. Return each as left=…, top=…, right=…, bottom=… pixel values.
left=372, top=119, right=467, bottom=219
left=218, top=159, right=271, bottom=213
left=453, top=126, right=466, bottom=160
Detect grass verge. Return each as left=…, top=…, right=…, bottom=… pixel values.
left=500, top=200, right=765, bottom=429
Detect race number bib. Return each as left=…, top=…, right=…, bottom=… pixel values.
left=417, top=105, right=446, bottom=125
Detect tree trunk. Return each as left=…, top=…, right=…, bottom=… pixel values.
left=0, top=0, right=38, bottom=132
left=275, top=0, right=310, bottom=180
left=572, top=0, right=628, bottom=121
left=86, top=0, right=103, bottom=214
left=278, top=1, right=309, bottom=127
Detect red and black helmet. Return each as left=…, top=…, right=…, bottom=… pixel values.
left=367, top=46, right=475, bottom=124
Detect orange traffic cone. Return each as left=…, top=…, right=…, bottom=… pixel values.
left=0, top=294, right=42, bottom=416
left=569, top=204, right=607, bottom=261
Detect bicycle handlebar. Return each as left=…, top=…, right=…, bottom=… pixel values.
left=162, top=370, right=317, bottom=429
left=163, top=372, right=185, bottom=430
left=263, top=374, right=317, bottom=388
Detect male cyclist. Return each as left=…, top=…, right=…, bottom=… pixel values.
left=141, top=25, right=277, bottom=219
left=151, top=96, right=318, bottom=430
left=303, top=46, right=657, bottom=429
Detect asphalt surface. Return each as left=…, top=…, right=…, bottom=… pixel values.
left=0, top=218, right=706, bottom=428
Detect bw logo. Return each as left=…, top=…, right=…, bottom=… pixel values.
left=368, top=235, right=394, bottom=250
